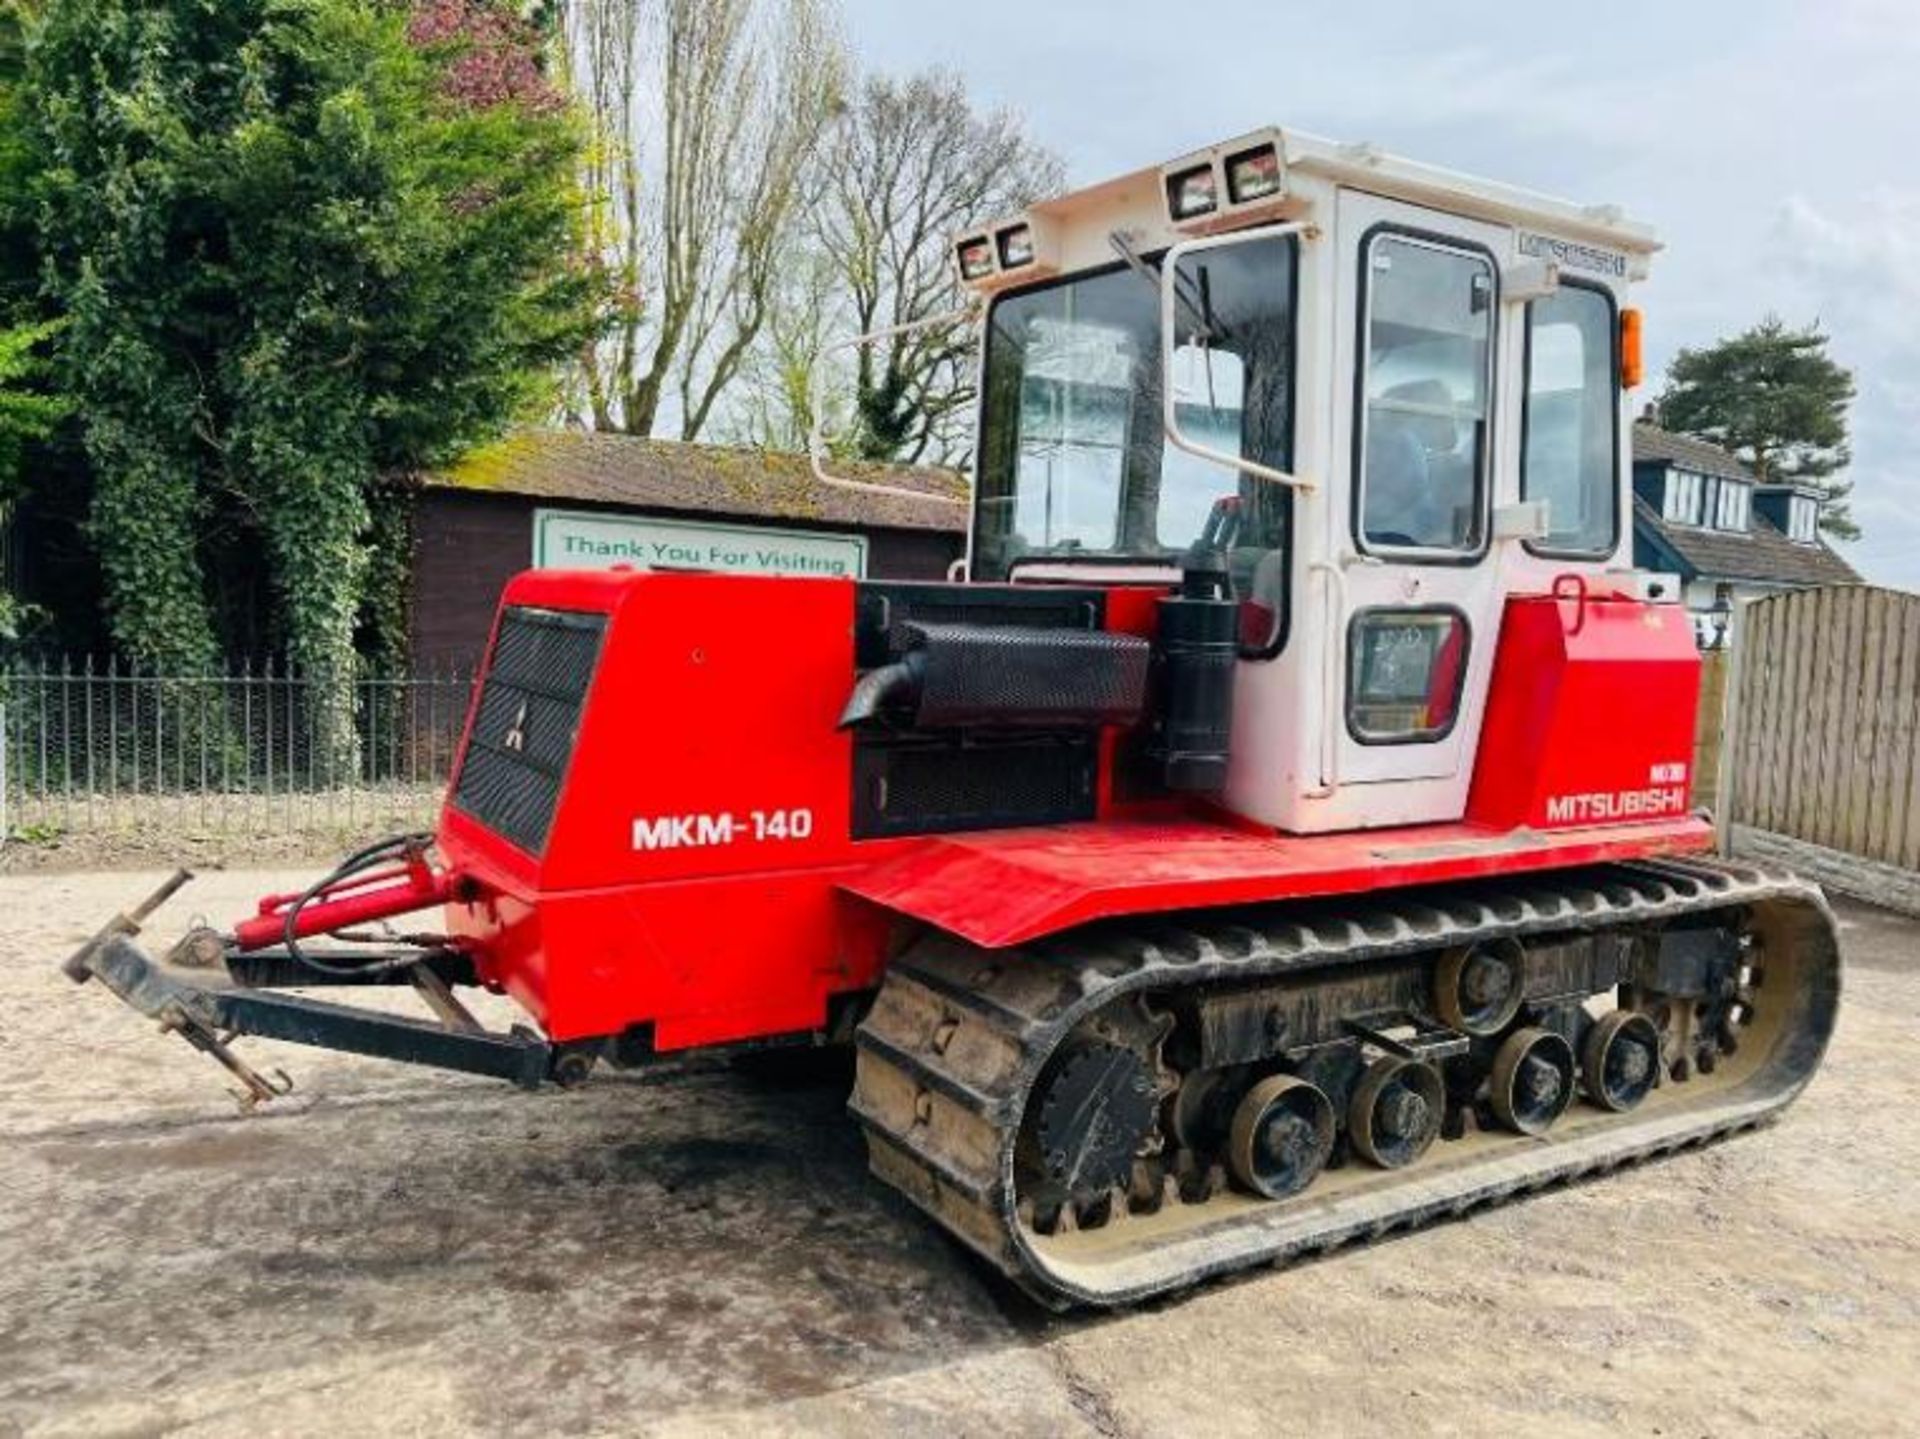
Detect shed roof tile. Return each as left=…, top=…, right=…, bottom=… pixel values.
left=426, top=431, right=970, bottom=534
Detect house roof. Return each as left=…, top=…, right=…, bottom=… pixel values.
left=1633, top=497, right=1861, bottom=587
left=425, top=431, right=970, bottom=535
left=1631, top=423, right=1755, bottom=483
left=1630, top=424, right=1860, bottom=587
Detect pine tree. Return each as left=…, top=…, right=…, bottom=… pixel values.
left=1656, top=317, right=1858, bottom=540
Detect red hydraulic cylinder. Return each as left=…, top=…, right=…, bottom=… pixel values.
left=232, top=857, right=455, bottom=952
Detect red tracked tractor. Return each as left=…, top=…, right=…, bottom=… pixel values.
left=66, top=128, right=1841, bottom=1308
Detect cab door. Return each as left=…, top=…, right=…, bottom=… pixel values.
left=1324, top=189, right=1512, bottom=810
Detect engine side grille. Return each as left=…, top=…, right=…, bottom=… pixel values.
left=853, top=735, right=1096, bottom=840
left=451, top=606, right=607, bottom=857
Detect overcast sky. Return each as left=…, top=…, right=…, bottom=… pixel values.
left=842, top=0, right=1920, bottom=590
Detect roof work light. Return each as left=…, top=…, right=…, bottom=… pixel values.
left=955, top=235, right=995, bottom=283
left=1161, top=131, right=1288, bottom=229
left=1166, top=164, right=1220, bottom=222
left=1226, top=144, right=1283, bottom=205
left=952, top=213, right=1060, bottom=292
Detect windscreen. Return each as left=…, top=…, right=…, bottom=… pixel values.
left=971, top=233, right=1298, bottom=654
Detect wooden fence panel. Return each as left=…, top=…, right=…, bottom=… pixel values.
left=1763, top=597, right=1790, bottom=831
left=1743, top=599, right=1780, bottom=832
left=1812, top=587, right=1849, bottom=848
left=1904, top=598, right=1920, bottom=871
left=1692, top=649, right=1727, bottom=813
left=1725, top=584, right=1920, bottom=885
left=1780, top=588, right=1818, bottom=841
left=1862, top=591, right=1903, bottom=858
left=1885, top=603, right=1920, bottom=864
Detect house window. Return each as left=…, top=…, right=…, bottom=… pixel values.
left=1521, top=283, right=1618, bottom=556
left=1663, top=467, right=1703, bottom=525
left=1712, top=478, right=1750, bottom=532
left=1356, top=232, right=1495, bottom=556
left=1789, top=495, right=1820, bottom=542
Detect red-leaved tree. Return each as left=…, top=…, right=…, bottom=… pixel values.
left=407, top=0, right=561, bottom=114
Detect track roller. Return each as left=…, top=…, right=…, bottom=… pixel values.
left=1491, top=1027, right=1576, bottom=1135
left=1349, top=1056, right=1443, bottom=1168
left=1433, top=939, right=1525, bottom=1036
left=1227, top=1074, right=1335, bottom=1199
left=1582, top=1010, right=1661, bottom=1112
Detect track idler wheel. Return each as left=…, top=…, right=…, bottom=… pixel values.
left=1227, top=1075, right=1335, bottom=1200
left=1491, top=1027, right=1577, bottom=1135
left=1349, top=1057, right=1443, bottom=1168
left=1433, top=939, right=1525, bottom=1036
left=1582, top=1010, right=1661, bottom=1112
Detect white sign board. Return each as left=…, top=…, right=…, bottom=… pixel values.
left=533, top=509, right=867, bottom=579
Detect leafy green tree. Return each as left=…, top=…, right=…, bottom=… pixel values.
left=1655, top=316, right=1859, bottom=540
left=0, top=318, right=66, bottom=643
left=0, top=319, right=64, bottom=481
left=21, top=0, right=597, bottom=702
left=0, top=2, right=38, bottom=318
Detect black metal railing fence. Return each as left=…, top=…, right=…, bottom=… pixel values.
left=0, top=657, right=475, bottom=838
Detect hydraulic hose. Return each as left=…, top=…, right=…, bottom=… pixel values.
left=283, top=832, right=438, bottom=978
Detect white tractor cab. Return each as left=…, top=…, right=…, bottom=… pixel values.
left=820, top=127, right=1663, bottom=836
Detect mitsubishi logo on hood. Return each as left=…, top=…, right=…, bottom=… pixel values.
left=504, top=700, right=529, bottom=754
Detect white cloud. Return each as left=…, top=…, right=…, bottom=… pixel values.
left=1825, top=0, right=1920, bottom=46
left=1763, top=193, right=1920, bottom=585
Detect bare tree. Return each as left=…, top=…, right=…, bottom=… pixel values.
left=558, top=0, right=641, bottom=430
left=723, top=244, right=843, bottom=453
left=812, top=70, right=1063, bottom=464
left=670, top=0, right=841, bottom=441
left=559, top=0, right=845, bottom=440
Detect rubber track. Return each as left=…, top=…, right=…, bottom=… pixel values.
left=849, top=856, right=1841, bottom=1309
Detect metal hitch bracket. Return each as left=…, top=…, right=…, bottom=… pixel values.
left=63, top=874, right=555, bottom=1110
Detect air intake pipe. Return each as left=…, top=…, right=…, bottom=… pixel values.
left=838, top=622, right=1150, bottom=731
left=838, top=659, right=921, bottom=729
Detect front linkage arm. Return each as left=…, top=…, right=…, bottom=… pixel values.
left=62, top=871, right=555, bottom=1110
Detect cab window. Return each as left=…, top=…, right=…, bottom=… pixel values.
left=974, top=234, right=1298, bottom=658
left=1356, top=233, right=1495, bottom=556
left=1522, top=284, right=1619, bottom=556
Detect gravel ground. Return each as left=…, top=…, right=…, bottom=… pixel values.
left=0, top=792, right=443, bottom=876
left=2, top=868, right=1916, bottom=1437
